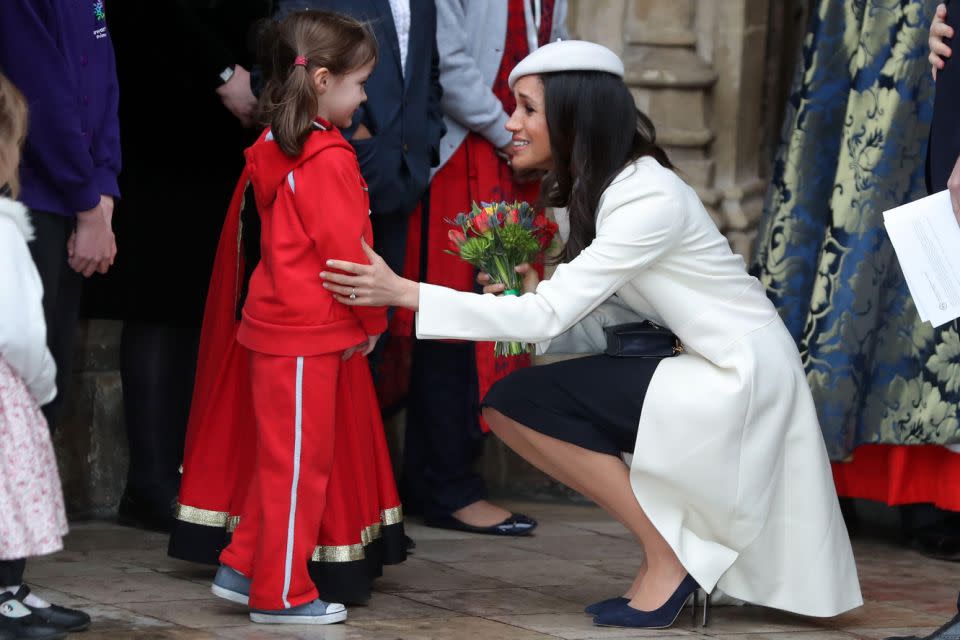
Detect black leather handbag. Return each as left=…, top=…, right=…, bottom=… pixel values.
left=603, top=321, right=684, bottom=358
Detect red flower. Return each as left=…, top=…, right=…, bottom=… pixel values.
left=535, top=218, right=559, bottom=250
left=507, top=208, right=520, bottom=225
left=473, top=213, right=490, bottom=234
left=448, top=229, right=466, bottom=253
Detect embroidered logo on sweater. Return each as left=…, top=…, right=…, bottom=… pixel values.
left=93, top=0, right=106, bottom=21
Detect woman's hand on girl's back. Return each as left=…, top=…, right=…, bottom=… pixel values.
left=476, top=263, right=540, bottom=295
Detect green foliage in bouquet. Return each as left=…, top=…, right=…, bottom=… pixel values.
left=446, top=201, right=560, bottom=357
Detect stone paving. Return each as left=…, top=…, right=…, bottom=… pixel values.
left=24, top=501, right=957, bottom=639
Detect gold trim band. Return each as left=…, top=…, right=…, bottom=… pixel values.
left=382, top=506, right=403, bottom=525
left=175, top=504, right=230, bottom=528
left=175, top=502, right=403, bottom=563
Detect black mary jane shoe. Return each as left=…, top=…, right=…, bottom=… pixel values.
left=0, top=593, right=67, bottom=639
left=13, top=587, right=91, bottom=632
left=424, top=512, right=538, bottom=536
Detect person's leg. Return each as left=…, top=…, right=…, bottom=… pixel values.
left=404, top=340, right=489, bottom=523
left=119, top=322, right=200, bottom=529
left=484, top=408, right=684, bottom=608
left=26, top=211, right=79, bottom=432
left=0, top=560, right=25, bottom=588
left=239, top=353, right=339, bottom=612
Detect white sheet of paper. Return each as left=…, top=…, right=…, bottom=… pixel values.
left=883, top=190, right=960, bottom=327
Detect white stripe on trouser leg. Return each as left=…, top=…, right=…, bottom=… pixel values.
left=281, top=357, right=305, bottom=609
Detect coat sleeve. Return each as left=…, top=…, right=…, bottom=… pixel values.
left=435, top=0, right=512, bottom=148
left=293, top=149, right=388, bottom=337
left=0, top=222, right=57, bottom=406
left=551, top=0, right=570, bottom=41
left=172, top=0, right=241, bottom=91
left=416, top=171, right=684, bottom=343
left=91, top=31, right=121, bottom=200
left=0, top=0, right=100, bottom=213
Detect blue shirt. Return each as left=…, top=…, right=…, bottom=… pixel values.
left=0, top=0, right=121, bottom=216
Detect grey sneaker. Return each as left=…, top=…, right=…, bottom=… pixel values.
left=211, top=565, right=250, bottom=605
left=249, top=599, right=347, bottom=625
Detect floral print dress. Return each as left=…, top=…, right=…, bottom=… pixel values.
left=0, top=356, right=67, bottom=559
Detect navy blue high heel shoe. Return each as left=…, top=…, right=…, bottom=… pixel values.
left=583, top=597, right=628, bottom=616
left=593, top=574, right=710, bottom=629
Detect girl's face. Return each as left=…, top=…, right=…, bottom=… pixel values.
left=506, top=75, right=553, bottom=171
left=314, top=59, right=375, bottom=129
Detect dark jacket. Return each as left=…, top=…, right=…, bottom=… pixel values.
left=0, top=0, right=121, bottom=216
left=275, top=0, right=445, bottom=218
left=928, top=0, right=960, bottom=192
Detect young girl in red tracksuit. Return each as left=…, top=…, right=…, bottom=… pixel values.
left=206, top=11, right=397, bottom=626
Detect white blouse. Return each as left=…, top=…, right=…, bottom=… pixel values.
left=388, top=0, right=411, bottom=76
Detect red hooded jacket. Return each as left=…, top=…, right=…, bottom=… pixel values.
left=237, top=123, right=387, bottom=356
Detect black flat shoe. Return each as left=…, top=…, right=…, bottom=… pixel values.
left=13, top=587, right=90, bottom=632
left=0, top=593, right=67, bottom=639
left=424, top=512, right=537, bottom=536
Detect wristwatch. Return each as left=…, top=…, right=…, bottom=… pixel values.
left=218, top=64, right=236, bottom=85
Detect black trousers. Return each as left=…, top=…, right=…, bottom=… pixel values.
left=402, top=340, right=487, bottom=520
left=27, top=211, right=82, bottom=430
left=120, top=322, right=200, bottom=510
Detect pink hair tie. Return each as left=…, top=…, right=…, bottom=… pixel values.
left=294, top=55, right=308, bottom=67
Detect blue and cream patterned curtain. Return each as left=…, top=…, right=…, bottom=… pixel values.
left=752, top=0, right=960, bottom=461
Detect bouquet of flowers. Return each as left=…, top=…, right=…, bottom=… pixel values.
left=447, top=201, right=559, bottom=357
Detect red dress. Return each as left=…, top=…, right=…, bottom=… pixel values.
left=396, top=0, right=556, bottom=430
left=168, top=126, right=406, bottom=606
left=832, top=445, right=960, bottom=511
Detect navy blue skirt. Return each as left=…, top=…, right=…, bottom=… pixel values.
left=482, top=354, right=662, bottom=456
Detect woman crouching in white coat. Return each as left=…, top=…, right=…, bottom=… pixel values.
left=321, top=40, right=863, bottom=629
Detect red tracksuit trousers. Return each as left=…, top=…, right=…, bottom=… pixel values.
left=220, top=351, right=339, bottom=610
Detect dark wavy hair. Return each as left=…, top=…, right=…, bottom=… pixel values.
left=257, top=10, right=378, bottom=156
left=537, top=71, right=672, bottom=263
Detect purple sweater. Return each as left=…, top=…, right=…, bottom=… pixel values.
left=0, top=0, right=121, bottom=216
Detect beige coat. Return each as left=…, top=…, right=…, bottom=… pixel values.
left=416, top=157, right=863, bottom=617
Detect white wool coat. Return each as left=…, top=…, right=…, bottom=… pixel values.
left=416, top=157, right=863, bottom=617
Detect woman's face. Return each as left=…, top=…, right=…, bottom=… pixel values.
left=506, top=75, right=553, bottom=171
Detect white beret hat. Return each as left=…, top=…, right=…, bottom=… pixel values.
left=508, top=40, right=625, bottom=89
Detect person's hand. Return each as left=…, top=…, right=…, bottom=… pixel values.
left=353, top=123, right=373, bottom=141
left=69, top=195, right=116, bottom=277
left=216, top=65, right=257, bottom=127
left=477, top=263, right=540, bottom=295
left=930, top=3, right=954, bottom=80
left=342, top=334, right=381, bottom=360
left=949, top=153, right=960, bottom=225
left=320, top=238, right=420, bottom=309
